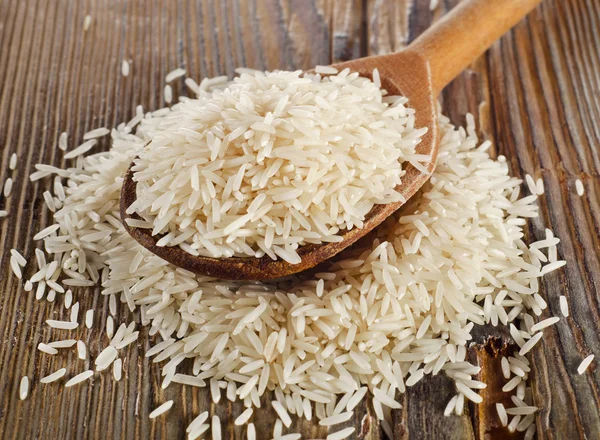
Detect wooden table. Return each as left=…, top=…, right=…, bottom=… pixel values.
left=1, top=0, right=599, bottom=438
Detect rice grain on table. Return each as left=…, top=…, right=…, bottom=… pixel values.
left=164, top=85, right=172, bottom=103
left=327, top=427, right=355, bottom=440
left=83, top=15, right=92, bottom=31
left=64, top=139, right=97, bottom=159
left=85, top=310, right=94, bottom=328
left=496, top=403, right=508, bottom=426
left=48, top=339, right=77, bottom=348
left=4, top=178, right=13, bottom=197
left=149, top=400, right=173, bottom=419
left=46, top=320, right=78, bottom=330
left=83, top=127, right=110, bottom=140
left=575, top=179, right=584, bottom=196
left=65, top=370, right=94, bottom=387
left=234, top=408, right=253, bottom=426
left=40, top=368, right=67, bottom=383
left=19, top=376, right=29, bottom=400
left=559, top=296, right=569, bottom=317
left=212, top=415, right=221, bottom=440
left=113, top=358, right=123, bottom=381
left=0, top=210, right=8, bottom=218
left=577, top=354, right=594, bottom=374
left=121, top=60, right=130, bottom=77
left=11, top=249, right=27, bottom=267
left=165, top=68, right=186, bottom=83
left=9, top=153, right=17, bottom=170
left=58, top=132, right=68, bottom=150
left=77, top=340, right=87, bottom=360
left=37, top=342, right=58, bottom=355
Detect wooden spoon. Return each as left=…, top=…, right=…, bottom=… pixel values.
left=121, top=0, right=542, bottom=280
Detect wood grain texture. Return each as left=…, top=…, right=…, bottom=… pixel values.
left=0, top=0, right=599, bottom=439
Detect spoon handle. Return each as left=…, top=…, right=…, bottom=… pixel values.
left=407, top=0, right=543, bottom=95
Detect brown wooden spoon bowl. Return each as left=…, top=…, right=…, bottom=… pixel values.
left=120, top=0, right=541, bottom=280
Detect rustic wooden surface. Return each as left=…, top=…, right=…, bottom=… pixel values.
left=0, top=0, right=599, bottom=439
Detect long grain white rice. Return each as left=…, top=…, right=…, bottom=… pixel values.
left=519, top=333, right=543, bottom=356
left=559, top=296, right=569, bottom=317
left=24, top=75, right=569, bottom=432
left=327, top=427, right=355, bottom=440
left=234, top=408, right=253, bottom=425
left=9, top=153, right=17, bottom=170
left=58, top=132, right=68, bottom=151
left=165, top=68, right=186, bottom=83
left=496, top=403, right=508, bottom=426
left=19, top=376, right=29, bottom=400
left=272, top=401, right=292, bottom=427
left=65, top=370, right=94, bottom=387
left=83, top=127, right=110, bottom=140
left=113, top=358, right=123, bottom=381
left=164, top=85, right=172, bottom=104
left=40, top=368, right=67, bottom=383
left=64, top=140, right=97, bottom=159
left=149, top=400, right=173, bottom=418
left=85, top=310, right=94, bottom=329
left=10, top=256, right=22, bottom=279
left=530, top=317, right=560, bottom=332
left=577, top=354, right=594, bottom=374
left=212, top=415, right=221, bottom=440
left=122, top=60, right=130, bottom=77
left=575, top=179, right=584, bottom=196
left=37, top=343, right=58, bottom=355
left=83, top=15, right=92, bottom=31
left=11, top=249, right=26, bottom=267
left=129, top=69, right=425, bottom=262
left=77, top=340, right=87, bottom=360
left=48, top=339, right=77, bottom=348
left=46, top=320, right=78, bottom=330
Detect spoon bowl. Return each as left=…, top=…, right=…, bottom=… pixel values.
left=121, top=0, right=542, bottom=280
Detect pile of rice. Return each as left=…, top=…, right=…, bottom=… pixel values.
left=126, top=68, right=428, bottom=264
left=18, top=71, right=571, bottom=440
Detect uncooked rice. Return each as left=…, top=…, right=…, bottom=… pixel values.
left=128, top=69, right=427, bottom=263
left=65, top=370, right=94, bottom=387
left=46, top=320, right=78, bottom=330
left=59, top=132, right=68, bottom=151
left=149, top=400, right=173, bottom=418
left=559, top=296, right=569, bottom=317
left=64, top=140, right=97, bottom=159
left=577, top=354, right=594, bottom=374
left=165, top=68, right=186, bottom=83
left=575, top=178, right=584, bottom=196
left=122, top=60, right=130, bottom=77
left=0, top=210, right=7, bottom=218
left=11, top=249, right=26, bottom=267
left=327, top=427, right=355, bottom=440
left=83, top=127, right=110, bottom=140
left=40, top=368, right=67, bottom=384
left=4, top=177, right=13, bottom=197
left=77, top=340, right=87, bottom=360
left=19, top=376, right=29, bottom=400
left=19, top=71, right=572, bottom=435
left=85, top=309, right=94, bottom=328
left=164, top=85, right=172, bottom=104
left=9, top=153, right=17, bottom=170
left=83, top=15, right=92, bottom=31
left=212, top=415, right=221, bottom=440
left=37, top=343, right=58, bottom=355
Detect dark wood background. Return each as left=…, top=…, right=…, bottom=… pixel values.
left=1, top=0, right=599, bottom=438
